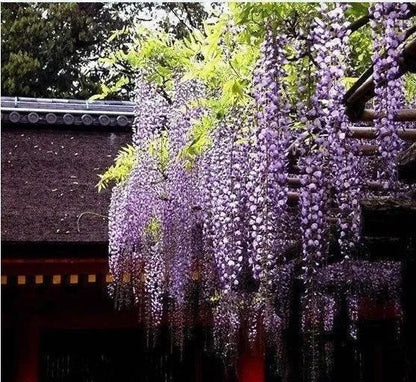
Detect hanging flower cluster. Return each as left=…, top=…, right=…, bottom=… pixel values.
left=298, top=3, right=363, bottom=332
left=107, top=3, right=412, bottom=380
left=370, top=3, right=409, bottom=188
left=250, top=28, right=292, bottom=286
left=108, top=77, right=206, bottom=332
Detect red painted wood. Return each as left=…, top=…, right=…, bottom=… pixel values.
left=239, top=350, right=265, bottom=382
left=2, top=258, right=108, bottom=275
left=14, top=317, right=40, bottom=382
left=359, top=297, right=401, bottom=320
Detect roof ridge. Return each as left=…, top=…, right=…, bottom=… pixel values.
left=1, top=97, right=135, bottom=128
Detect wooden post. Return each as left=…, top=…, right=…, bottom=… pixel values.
left=239, top=350, right=265, bottom=382
left=14, top=316, right=40, bottom=382
left=238, top=325, right=265, bottom=382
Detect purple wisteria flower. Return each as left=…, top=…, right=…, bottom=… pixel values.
left=106, top=3, right=409, bottom=375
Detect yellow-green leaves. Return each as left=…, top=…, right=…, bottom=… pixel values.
left=404, top=73, right=416, bottom=103
left=89, top=76, right=129, bottom=101
left=94, top=2, right=381, bottom=184
left=222, top=78, right=244, bottom=102
left=144, top=216, right=162, bottom=242
left=107, top=26, right=130, bottom=43
left=97, top=144, right=137, bottom=191
left=148, top=133, right=170, bottom=176
left=342, top=77, right=359, bottom=90
left=179, top=113, right=213, bottom=170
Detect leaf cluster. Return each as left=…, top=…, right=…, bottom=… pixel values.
left=1, top=3, right=129, bottom=98
left=1, top=2, right=209, bottom=99
left=98, top=3, right=415, bottom=187
left=97, top=144, right=137, bottom=192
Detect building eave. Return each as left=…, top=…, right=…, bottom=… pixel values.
left=1, top=96, right=135, bottom=129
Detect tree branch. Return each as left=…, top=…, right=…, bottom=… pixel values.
left=349, top=4, right=416, bottom=34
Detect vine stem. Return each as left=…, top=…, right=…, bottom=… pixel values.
left=77, top=211, right=108, bottom=233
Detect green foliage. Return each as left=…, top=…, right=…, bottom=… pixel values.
left=1, top=2, right=209, bottom=99
left=149, top=133, right=170, bottom=176
left=348, top=25, right=373, bottom=77
left=404, top=73, right=416, bottom=103
left=89, top=77, right=130, bottom=101
left=179, top=113, right=215, bottom=170
left=96, top=2, right=375, bottom=120
left=231, top=2, right=318, bottom=41
left=97, top=144, right=137, bottom=192
left=144, top=216, right=162, bottom=242
left=1, top=3, right=127, bottom=98
left=97, top=134, right=172, bottom=191
left=97, top=2, right=415, bottom=186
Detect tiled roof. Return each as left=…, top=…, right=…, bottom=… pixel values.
left=1, top=98, right=132, bottom=244
left=1, top=97, right=135, bottom=128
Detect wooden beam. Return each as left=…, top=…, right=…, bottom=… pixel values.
left=288, top=130, right=415, bottom=164
left=360, top=109, right=416, bottom=122
left=345, top=38, right=416, bottom=121
left=15, top=318, right=40, bottom=382
left=349, top=126, right=416, bottom=140
left=344, top=22, right=416, bottom=110
left=1, top=257, right=107, bottom=275
left=359, top=144, right=378, bottom=155
left=349, top=5, right=416, bottom=34
left=239, top=351, right=265, bottom=382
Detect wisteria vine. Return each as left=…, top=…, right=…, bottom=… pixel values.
left=108, top=3, right=414, bottom=380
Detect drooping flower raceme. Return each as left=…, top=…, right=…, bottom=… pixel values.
left=370, top=3, right=408, bottom=188
left=109, top=77, right=207, bottom=327
left=249, top=28, right=293, bottom=290
left=299, top=3, right=348, bottom=329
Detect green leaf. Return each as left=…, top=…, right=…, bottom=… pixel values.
left=96, top=144, right=137, bottom=191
